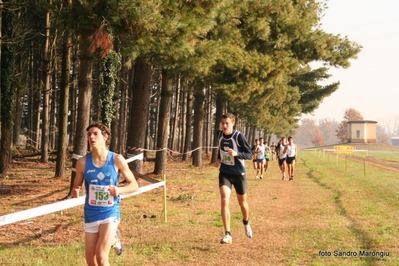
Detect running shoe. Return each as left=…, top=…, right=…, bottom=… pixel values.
left=220, top=233, right=232, bottom=244
left=244, top=224, right=253, bottom=238
left=289, top=176, right=294, bottom=181
left=282, top=173, right=286, bottom=180
left=112, top=229, right=123, bottom=255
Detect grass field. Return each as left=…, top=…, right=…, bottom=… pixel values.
left=307, top=143, right=399, bottom=162
left=1, top=147, right=399, bottom=265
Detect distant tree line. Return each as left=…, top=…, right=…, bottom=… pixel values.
left=294, top=118, right=339, bottom=147
left=0, top=0, right=361, bottom=193
left=295, top=108, right=391, bottom=148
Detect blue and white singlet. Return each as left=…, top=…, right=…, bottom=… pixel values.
left=83, top=151, right=121, bottom=223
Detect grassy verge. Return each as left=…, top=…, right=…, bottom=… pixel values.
left=299, top=151, right=398, bottom=265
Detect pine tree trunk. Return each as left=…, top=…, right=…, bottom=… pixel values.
left=69, top=51, right=78, bottom=146
left=153, top=76, right=160, bottom=151
left=33, top=73, right=41, bottom=150
left=250, top=126, right=256, bottom=145
left=205, top=86, right=213, bottom=159
left=117, top=62, right=128, bottom=153
left=0, top=4, right=16, bottom=174
left=29, top=50, right=41, bottom=151
left=179, top=86, right=186, bottom=153
left=55, top=4, right=71, bottom=178
left=126, top=57, right=153, bottom=173
left=13, top=77, right=22, bottom=145
left=13, top=49, right=25, bottom=145
left=109, top=53, right=124, bottom=153
left=68, top=32, right=94, bottom=197
left=211, top=95, right=224, bottom=163
left=192, top=87, right=205, bottom=167
left=170, top=75, right=180, bottom=152
left=0, top=0, right=2, bottom=135
left=154, top=69, right=172, bottom=174
left=0, top=127, right=11, bottom=174
left=50, top=74, right=57, bottom=150
left=110, top=77, right=120, bottom=152
left=40, top=4, right=51, bottom=163
left=27, top=48, right=33, bottom=149
left=182, top=86, right=193, bottom=161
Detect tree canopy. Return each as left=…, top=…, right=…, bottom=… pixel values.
left=336, top=108, right=364, bottom=143
left=0, top=0, right=363, bottom=174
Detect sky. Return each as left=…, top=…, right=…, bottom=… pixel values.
left=301, top=0, right=399, bottom=126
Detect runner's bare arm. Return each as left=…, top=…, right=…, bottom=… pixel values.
left=72, top=157, right=85, bottom=198
left=110, top=154, right=139, bottom=196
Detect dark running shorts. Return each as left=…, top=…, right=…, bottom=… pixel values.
left=286, top=156, right=296, bottom=164
left=278, top=158, right=286, bottom=166
left=219, top=172, right=247, bottom=195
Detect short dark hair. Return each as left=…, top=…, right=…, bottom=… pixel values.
left=86, top=122, right=111, bottom=146
left=221, top=113, right=236, bottom=123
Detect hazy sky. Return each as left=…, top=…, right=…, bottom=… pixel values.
left=302, top=0, right=399, bottom=123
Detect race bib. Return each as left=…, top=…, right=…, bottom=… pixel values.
left=88, top=184, right=114, bottom=206
left=221, top=150, right=235, bottom=166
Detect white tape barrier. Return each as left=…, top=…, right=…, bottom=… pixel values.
left=72, top=153, right=82, bottom=160
left=129, top=146, right=219, bottom=155
left=0, top=181, right=165, bottom=227
left=126, top=153, right=144, bottom=163
left=0, top=181, right=165, bottom=226
left=0, top=196, right=85, bottom=226
left=120, top=181, right=165, bottom=199
left=0, top=152, right=160, bottom=227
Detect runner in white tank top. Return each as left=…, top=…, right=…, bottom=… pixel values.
left=286, top=136, right=297, bottom=181
left=276, top=137, right=287, bottom=180
left=255, top=137, right=266, bottom=179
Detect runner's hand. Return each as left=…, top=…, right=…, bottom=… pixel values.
left=108, top=185, right=119, bottom=196
left=72, top=186, right=80, bottom=198
left=228, top=148, right=237, bottom=157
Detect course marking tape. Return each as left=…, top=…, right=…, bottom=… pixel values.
left=0, top=152, right=161, bottom=227
left=0, top=181, right=165, bottom=227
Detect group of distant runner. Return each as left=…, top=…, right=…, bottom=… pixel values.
left=252, top=136, right=297, bottom=181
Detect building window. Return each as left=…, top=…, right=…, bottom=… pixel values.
left=356, top=130, right=360, bottom=138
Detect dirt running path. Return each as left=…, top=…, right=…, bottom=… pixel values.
left=210, top=158, right=335, bottom=266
